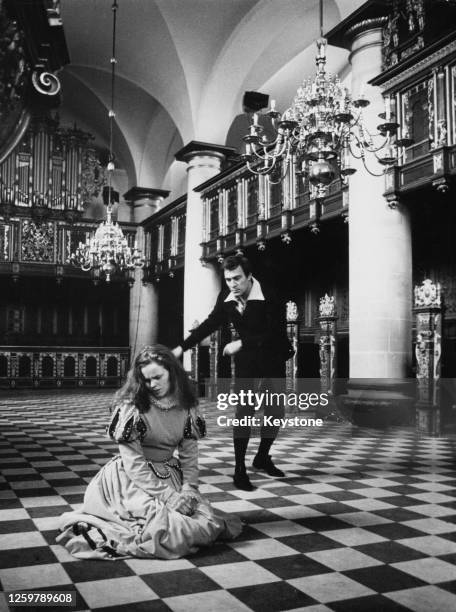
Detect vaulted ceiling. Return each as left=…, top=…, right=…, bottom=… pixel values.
left=59, top=0, right=365, bottom=202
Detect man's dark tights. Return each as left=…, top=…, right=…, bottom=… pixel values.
left=232, top=397, right=284, bottom=474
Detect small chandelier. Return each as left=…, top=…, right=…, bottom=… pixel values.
left=71, top=206, right=144, bottom=282
left=70, top=0, right=144, bottom=282
left=241, top=0, right=409, bottom=197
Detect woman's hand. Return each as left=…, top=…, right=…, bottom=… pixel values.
left=173, top=492, right=199, bottom=516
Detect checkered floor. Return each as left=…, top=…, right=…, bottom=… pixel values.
left=1, top=390, right=456, bottom=612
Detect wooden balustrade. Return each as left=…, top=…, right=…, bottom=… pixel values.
left=0, top=346, right=130, bottom=389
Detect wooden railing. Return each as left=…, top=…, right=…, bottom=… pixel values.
left=0, top=346, right=130, bottom=389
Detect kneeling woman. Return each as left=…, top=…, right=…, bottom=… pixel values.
left=57, top=345, right=242, bottom=560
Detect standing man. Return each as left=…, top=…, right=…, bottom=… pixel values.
left=173, top=255, right=292, bottom=491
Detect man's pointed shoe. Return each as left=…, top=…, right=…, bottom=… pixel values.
left=233, top=471, right=256, bottom=491
left=252, top=454, right=285, bottom=477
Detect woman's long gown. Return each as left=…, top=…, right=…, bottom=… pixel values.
left=57, top=401, right=242, bottom=559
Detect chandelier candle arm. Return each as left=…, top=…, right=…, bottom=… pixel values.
left=241, top=0, right=410, bottom=198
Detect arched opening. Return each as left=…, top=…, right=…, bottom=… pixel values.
left=0, top=355, right=8, bottom=377
left=85, top=356, right=97, bottom=377
left=42, top=356, right=54, bottom=377
left=106, top=356, right=118, bottom=377
left=64, top=356, right=76, bottom=377
left=18, top=355, right=31, bottom=377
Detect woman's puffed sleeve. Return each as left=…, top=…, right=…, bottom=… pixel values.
left=178, top=436, right=199, bottom=490
left=118, top=439, right=178, bottom=504
left=107, top=401, right=147, bottom=443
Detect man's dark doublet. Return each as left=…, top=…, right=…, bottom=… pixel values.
left=181, top=280, right=291, bottom=378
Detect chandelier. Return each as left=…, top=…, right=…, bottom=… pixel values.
left=70, top=0, right=144, bottom=282
left=241, top=0, right=410, bottom=198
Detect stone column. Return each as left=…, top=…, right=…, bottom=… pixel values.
left=175, top=142, right=235, bottom=370
left=124, top=187, right=169, bottom=357
left=346, top=19, right=413, bottom=421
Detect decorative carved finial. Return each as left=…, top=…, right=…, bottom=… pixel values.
left=32, top=70, right=61, bottom=96
left=433, top=177, right=449, bottom=194
left=387, top=196, right=400, bottom=209
left=258, top=202, right=265, bottom=221
left=286, top=301, right=298, bottom=322
left=319, top=294, right=336, bottom=317
left=414, top=279, right=441, bottom=308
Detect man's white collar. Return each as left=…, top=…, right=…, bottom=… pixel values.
left=224, top=277, right=265, bottom=303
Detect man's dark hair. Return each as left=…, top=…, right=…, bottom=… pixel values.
left=222, top=254, right=252, bottom=277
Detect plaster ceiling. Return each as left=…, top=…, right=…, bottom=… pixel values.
left=59, top=0, right=365, bottom=200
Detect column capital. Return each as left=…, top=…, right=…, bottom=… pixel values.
left=326, top=1, right=387, bottom=51
left=123, top=187, right=170, bottom=206
left=175, top=141, right=237, bottom=164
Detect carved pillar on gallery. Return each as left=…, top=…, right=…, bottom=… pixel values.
left=317, top=294, right=343, bottom=421
left=124, top=187, right=170, bottom=353
left=207, top=329, right=220, bottom=401
left=175, top=141, right=236, bottom=371
left=189, top=319, right=200, bottom=384
left=317, top=295, right=338, bottom=396
left=285, top=301, right=299, bottom=394
left=414, top=279, right=442, bottom=436
left=330, top=16, right=413, bottom=425
left=229, top=322, right=238, bottom=392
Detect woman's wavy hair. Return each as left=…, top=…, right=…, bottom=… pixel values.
left=113, top=344, right=198, bottom=413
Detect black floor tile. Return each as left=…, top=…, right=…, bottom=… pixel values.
left=97, top=602, right=171, bottom=612
left=27, top=505, right=73, bottom=518
left=296, top=516, right=353, bottom=531
left=373, top=508, right=426, bottom=522
left=141, top=568, right=219, bottom=598
left=0, top=546, right=58, bottom=569
left=63, top=559, right=135, bottom=583
left=330, top=593, right=415, bottom=611
left=0, top=519, right=36, bottom=533
left=306, top=502, right=356, bottom=515
left=363, top=523, right=426, bottom=540
left=278, top=533, right=342, bottom=553
left=343, top=565, right=427, bottom=592
left=189, top=542, right=248, bottom=566
left=354, top=541, right=427, bottom=564
left=230, top=580, right=316, bottom=612
left=258, top=553, right=332, bottom=579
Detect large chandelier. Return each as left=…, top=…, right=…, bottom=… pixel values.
left=241, top=0, right=410, bottom=197
left=70, top=0, right=144, bottom=282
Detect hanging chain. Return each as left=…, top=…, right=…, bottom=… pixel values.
left=319, top=0, right=324, bottom=38
left=107, top=0, right=118, bottom=210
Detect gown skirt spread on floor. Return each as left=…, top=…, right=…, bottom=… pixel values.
left=57, top=401, right=242, bottom=560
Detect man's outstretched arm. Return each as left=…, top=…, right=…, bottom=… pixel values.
left=173, top=293, right=227, bottom=355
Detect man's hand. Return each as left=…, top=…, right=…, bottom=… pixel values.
left=172, top=346, right=183, bottom=359
left=223, top=339, right=242, bottom=357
